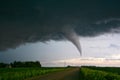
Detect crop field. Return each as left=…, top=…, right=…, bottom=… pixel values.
left=1, top=67, right=120, bottom=80
left=0, top=67, right=65, bottom=80
left=80, top=67, right=120, bottom=80
left=84, top=66, right=120, bottom=75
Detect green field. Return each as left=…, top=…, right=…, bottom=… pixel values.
left=0, top=67, right=65, bottom=80
left=1, top=67, right=120, bottom=80
left=83, top=66, right=120, bottom=75
left=80, top=66, right=120, bottom=80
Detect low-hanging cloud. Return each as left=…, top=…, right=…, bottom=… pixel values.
left=0, top=0, right=120, bottom=51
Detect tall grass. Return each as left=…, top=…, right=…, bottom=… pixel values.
left=80, top=68, right=120, bottom=80
left=0, top=68, right=64, bottom=80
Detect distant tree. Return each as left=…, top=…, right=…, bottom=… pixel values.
left=11, top=61, right=41, bottom=68
left=67, top=65, right=71, bottom=68
left=0, top=63, right=8, bottom=68
left=35, top=61, right=41, bottom=67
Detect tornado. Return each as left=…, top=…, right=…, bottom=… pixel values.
left=62, top=25, right=82, bottom=55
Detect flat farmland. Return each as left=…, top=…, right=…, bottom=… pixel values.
left=1, top=67, right=120, bottom=80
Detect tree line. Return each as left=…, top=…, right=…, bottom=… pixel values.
left=0, top=61, right=41, bottom=68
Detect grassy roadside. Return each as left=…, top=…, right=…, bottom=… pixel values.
left=80, top=68, right=120, bottom=80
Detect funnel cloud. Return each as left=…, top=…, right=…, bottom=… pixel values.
left=62, top=25, right=82, bottom=55
left=0, top=0, right=120, bottom=51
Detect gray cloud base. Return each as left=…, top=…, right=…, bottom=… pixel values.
left=0, top=0, right=120, bottom=51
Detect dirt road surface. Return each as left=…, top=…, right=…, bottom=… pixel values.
left=26, top=68, right=80, bottom=80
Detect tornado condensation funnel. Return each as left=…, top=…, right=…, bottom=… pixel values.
left=62, top=26, right=82, bottom=55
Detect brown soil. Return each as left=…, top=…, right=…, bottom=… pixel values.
left=25, top=68, right=80, bottom=80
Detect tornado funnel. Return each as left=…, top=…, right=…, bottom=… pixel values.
left=62, top=26, right=82, bottom=55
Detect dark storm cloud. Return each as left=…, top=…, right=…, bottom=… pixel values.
left=0, top=0, right=120, bottom=51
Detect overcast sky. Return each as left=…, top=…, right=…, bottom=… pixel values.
left=0, top=33, right=120, bottom=67
left=0, top=0, right=120, bottom=67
